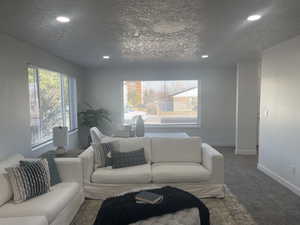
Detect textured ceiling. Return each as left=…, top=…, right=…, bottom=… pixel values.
left=0, top=0, right=300, bottom=68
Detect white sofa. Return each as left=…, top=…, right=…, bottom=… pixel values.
left=0, top=154, right=84, bottom=225
left=0, top=217, right=48, bottom=225
left=79, top=137, right=225, bottom=199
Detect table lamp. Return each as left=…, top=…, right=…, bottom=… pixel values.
left=53, top=126, right=69, bottom=154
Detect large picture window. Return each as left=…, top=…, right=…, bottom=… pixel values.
left=28, top=65, right=78, bottom=147
left=123, top=80, right=199, bottom=125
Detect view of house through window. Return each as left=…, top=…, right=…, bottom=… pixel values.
left=28, top=65, right=77, bottom=147
left=123, top=80, right=198, bottom=125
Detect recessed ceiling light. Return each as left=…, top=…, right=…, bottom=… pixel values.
left=247, top=14, right=262, bottom=21
left=103, top=56, right=110, bottom=60
left=56, top=16, right=70, bottom=23
left=201, top=55, right=208, bottom=59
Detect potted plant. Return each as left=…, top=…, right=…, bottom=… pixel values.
left=78, top=103, right=111, bottom=143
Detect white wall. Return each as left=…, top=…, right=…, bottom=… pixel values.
left=82, top=64, right=236, bottom=147
left=259, top=35, right=300, bottom=196
left=235, top=61, right=260, bottom=155
left=0, top=34, right=83, bottom=160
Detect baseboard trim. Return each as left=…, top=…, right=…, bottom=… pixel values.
left=257, top=164, right=300, bottom=197
left=235, top=148, right=257, bottom=155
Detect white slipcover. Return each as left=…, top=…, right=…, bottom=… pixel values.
left=0, top=182, right=81, bottom=223
left=151, top=137, right=202, bottom=163
left=0, top=216, right=47, bottom=225
left=90, top=127, right=106, bottom=143
left=152, top=162, right=210, bottom=183
left=202, top=143, right=224, bottom=184
left=50, top=190, right=84, bottom=225
left=92, top=164, right=152, bottom=184
left=79, top=138, right=225, bottom=199
left=0, top=156, right=84, bottom=225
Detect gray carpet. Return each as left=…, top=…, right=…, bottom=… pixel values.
left=217, top=147, right=300, bottom=225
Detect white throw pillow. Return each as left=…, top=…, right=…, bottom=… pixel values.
left=0, top=174, right=13, bottom=206
left=0, top=154, right=24, bottom=206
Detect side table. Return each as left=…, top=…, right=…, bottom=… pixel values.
left=40, top=149, right=84, bottom=158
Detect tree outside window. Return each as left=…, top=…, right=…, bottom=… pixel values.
left=28, top=65, right=77, bottom=147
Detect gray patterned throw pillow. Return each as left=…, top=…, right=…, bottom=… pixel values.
left=5, top=159, right=51, bottom=203
left=111, top=148, right=146, bottom=169
left=101, top=142, right=115, bottom=167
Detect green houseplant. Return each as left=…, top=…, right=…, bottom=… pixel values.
left=78, top=103, right=111, bottom=142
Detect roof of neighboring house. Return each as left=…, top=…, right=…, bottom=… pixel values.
left=173, top=88, right=198, bottom=97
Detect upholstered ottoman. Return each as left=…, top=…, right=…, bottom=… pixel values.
left=130, top=207, right=200, bottom=225
left=94, top=186, right=209, bottom=225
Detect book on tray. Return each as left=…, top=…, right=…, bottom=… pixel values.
left=135, top=191, right=163, bottom=204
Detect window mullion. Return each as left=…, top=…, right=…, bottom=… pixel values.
left=68, top=78, right=73, bottom=130
left=60, top=74, right=66, bottom=127
left=35, top=68, right=42, bottom=141
left=69, top=78, right=78, bottom=130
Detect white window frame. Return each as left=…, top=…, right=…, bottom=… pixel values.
left=28, top=64, right=78, bottom=149
left=121, top=80, right=201, bottom=128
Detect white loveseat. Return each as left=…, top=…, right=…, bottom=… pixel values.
left=79, top=137, right=225, bottom=199
left=0, top=154, right=84, bottom=225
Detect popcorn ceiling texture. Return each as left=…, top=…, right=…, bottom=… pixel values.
left=0, top=0, right=299, bottom=67
left=118, top=0, right=204, bottom=60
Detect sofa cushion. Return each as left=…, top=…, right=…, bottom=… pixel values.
left=92, top=164, right=151, bottom=184
left=0, top=154, right=24, bottom=207
left=151, top=137, right=202, bottom=163
left=0, top=216, right=48, bottom=225
left=152, top=162, right=210, bottom=183
left=0, top=182, right=81, bottom=223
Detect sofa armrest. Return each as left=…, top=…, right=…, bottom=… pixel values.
left=54, top=158, right=83, bottom=185
left=202, top=143, right=224, bottom=184
left=78, top=147, right=94, bottom=184
left=0, top=217, right=48, bottom=225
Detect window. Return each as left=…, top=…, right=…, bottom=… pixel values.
left=123, top=80, right=199, bottom=125
left=28, top=65, right=78, bottom=147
